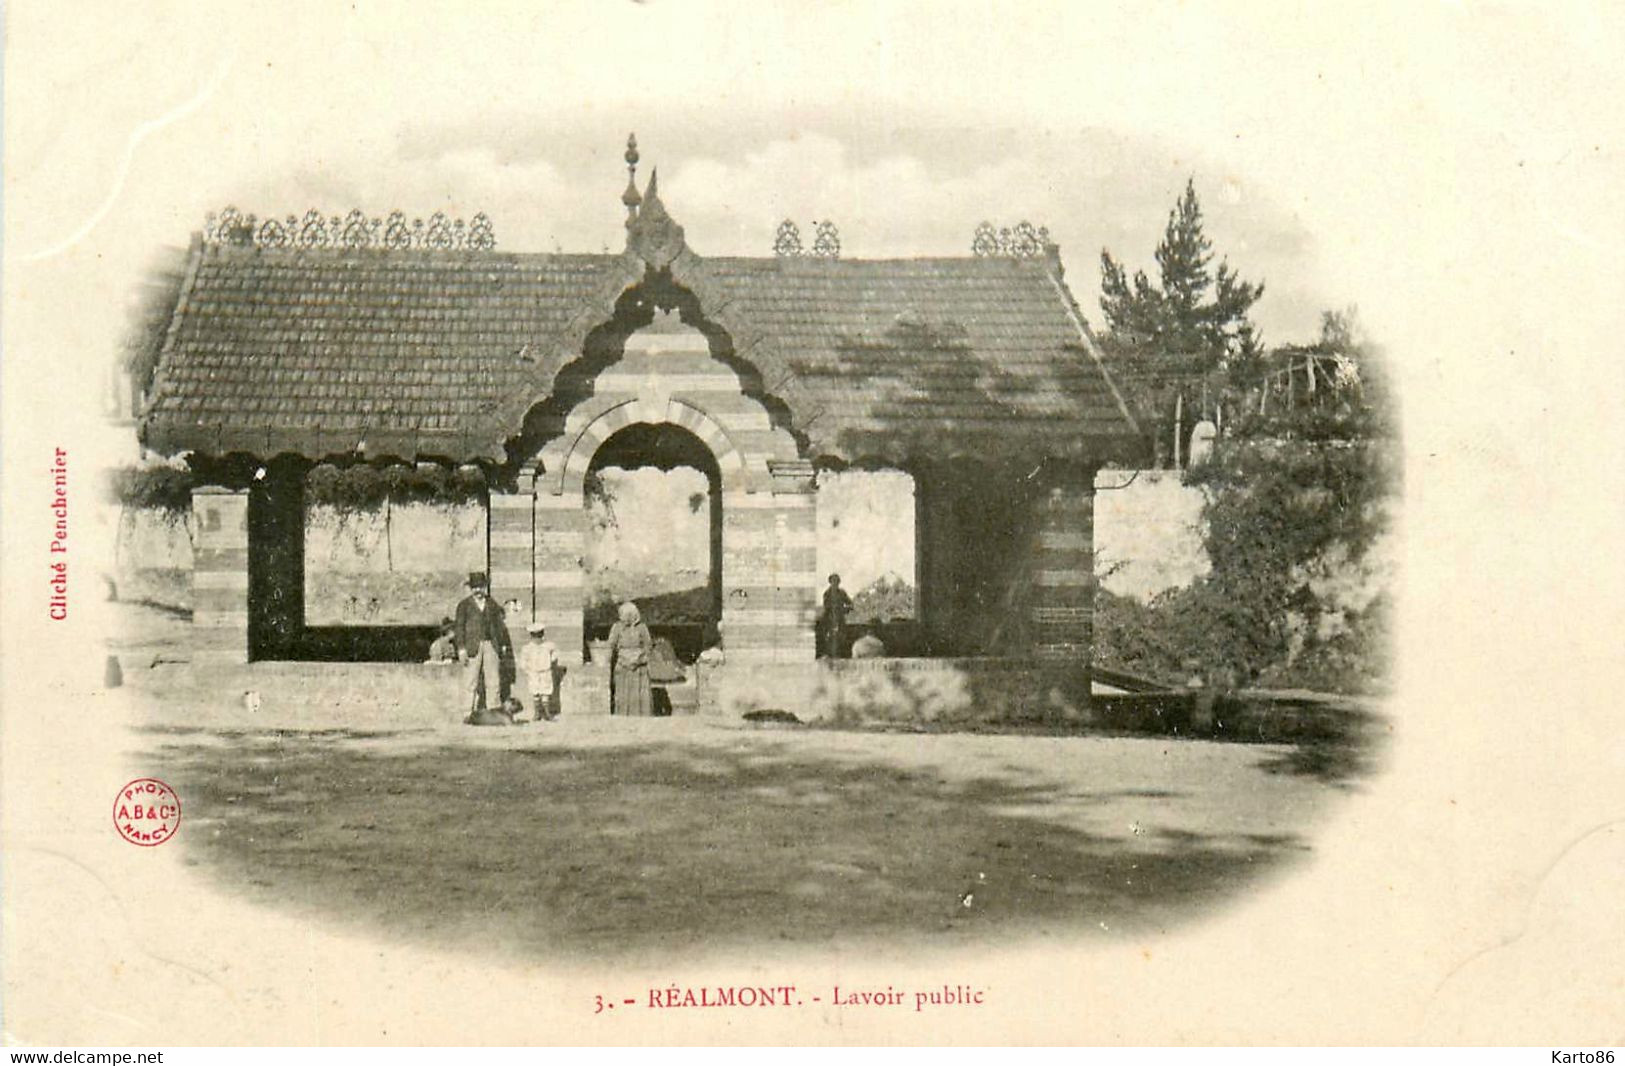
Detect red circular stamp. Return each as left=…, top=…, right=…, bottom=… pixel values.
left=114, top=778, right=181, bottom=847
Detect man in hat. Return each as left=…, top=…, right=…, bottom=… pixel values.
left=454, top=572, right=512, bottom=721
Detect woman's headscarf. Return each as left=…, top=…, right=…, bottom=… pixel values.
left=617, top=601, right=642, bottom=626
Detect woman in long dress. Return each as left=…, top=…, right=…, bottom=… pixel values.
left=607, top=601, right=653, bottom=716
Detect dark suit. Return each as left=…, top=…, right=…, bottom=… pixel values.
left=454, top=593, right=511, bottom=708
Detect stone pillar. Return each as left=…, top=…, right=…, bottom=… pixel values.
left=247, top=458, right=306, bottom=661
left=532, top=485, right=588, bottom=666
left=487, top=475, right=536, bottom=658
left=191, top=486, right=250, bottom=663
left=721, top=460, right=817, bottom=663
left=912, top=464, right=961, bottom=656
left=1028, top=467, right=1096, bottom=665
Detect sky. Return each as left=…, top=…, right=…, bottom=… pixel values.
left=6, top=3, right=1350, bottom=352
left=379, top=120, right=1325, bottom=343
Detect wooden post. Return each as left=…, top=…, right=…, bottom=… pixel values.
left=1173, top=390, right=1184, bottom=469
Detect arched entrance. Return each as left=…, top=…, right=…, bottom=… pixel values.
left=581, top=421, right=723, bottom=663
left=517, top=311, right=820, bottom=673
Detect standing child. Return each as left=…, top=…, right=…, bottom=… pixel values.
left=519, top=622, right=561, bottom=722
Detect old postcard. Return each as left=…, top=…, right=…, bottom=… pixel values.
left=3, top=0, right=1622, bottom=1048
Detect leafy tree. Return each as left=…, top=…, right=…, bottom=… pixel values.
left=1228, top=307, right=1395, bottom=443
left=1098, top=179, right=1265, bottom=461
left=850, top=574, right=917, bottom=623
left=118, top=245, right=192, bottom=415
left=1094, top=308, right=1400, bottom=694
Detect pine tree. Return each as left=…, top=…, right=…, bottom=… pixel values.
left=1098, top=180, right=1265, bottom=461
left=1100, top=179, right=1264, bottom=369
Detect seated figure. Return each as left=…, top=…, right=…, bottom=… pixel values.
left=426, top=618, right=457, bottom=664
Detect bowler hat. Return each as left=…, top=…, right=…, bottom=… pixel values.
left=467, top=571, right=489, bottom=589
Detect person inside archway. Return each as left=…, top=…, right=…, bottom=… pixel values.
left=820, top=574, right=854, bottom=659
left=608, top=601, right=653, bottom=716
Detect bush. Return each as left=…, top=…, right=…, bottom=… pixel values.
left=1093, top=311, right=1399, bottom=696
left=305, top=463, right=486, bottom=512
left=105, top=465, right=192, bottom=516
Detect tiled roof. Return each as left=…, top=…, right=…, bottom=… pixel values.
left=141, top=241, right=1144, bottom=466
left=691, top=255, right=1142, bottom=465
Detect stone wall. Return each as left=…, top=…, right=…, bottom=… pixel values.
left=304, top=501, right=486, bottom=625
left=696, top=658, right=1092, bottom=727
left=110, top=509, right=195, bottom=609
left=191, top=487, right=250, bottom=663
left=122, top=656, right=1380, bottom=747
left=1093, top=468, right=1210, bottom=602
left=111, top=501, right=487, bottom=625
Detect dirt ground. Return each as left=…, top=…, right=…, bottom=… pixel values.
left=113, top=602, right=1366, bottom=965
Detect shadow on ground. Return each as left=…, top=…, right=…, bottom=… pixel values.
left=1248, top=703, right=1390, bottom=788
left=141, top=725, right=1318, bottom=963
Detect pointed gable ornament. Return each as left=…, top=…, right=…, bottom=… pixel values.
left=621, top=133, right=642, bottom=222
left=625, top=168, right=687, bottom=270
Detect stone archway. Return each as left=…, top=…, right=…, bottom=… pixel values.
left=515, top=316, right=819, bottom=667
left=549, top=394, right=749, bottom=499
left=580, top=420, right=724, bottom=661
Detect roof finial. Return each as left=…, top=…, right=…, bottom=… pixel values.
left=622, top=133, right=642, bottom=222
left=624, top=164, right=685, bottom=269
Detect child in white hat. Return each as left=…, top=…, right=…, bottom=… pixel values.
left=519, top=621, right=561, bottom=722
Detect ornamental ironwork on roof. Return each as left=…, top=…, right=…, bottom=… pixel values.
left=972, top=220, right=1052, bottom=259
left=203, top=208, right=496, bottom=251
left=774, top=220, right=840, bottom=259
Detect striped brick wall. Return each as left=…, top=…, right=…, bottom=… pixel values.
left=532, top=489, right=588, bottom=664
left=191, top=487, right=250, bottom=663
left=1029, top=478, right=1096, bottom=664
left=721, top=473, right=819, bottom=663
left=523, top=320, right=818, bottom=664
left=487, top=486, right=535, bottom=653
left=543, top=394, right=758, bottom=498
left=537, top=332, right=799, bottom=499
